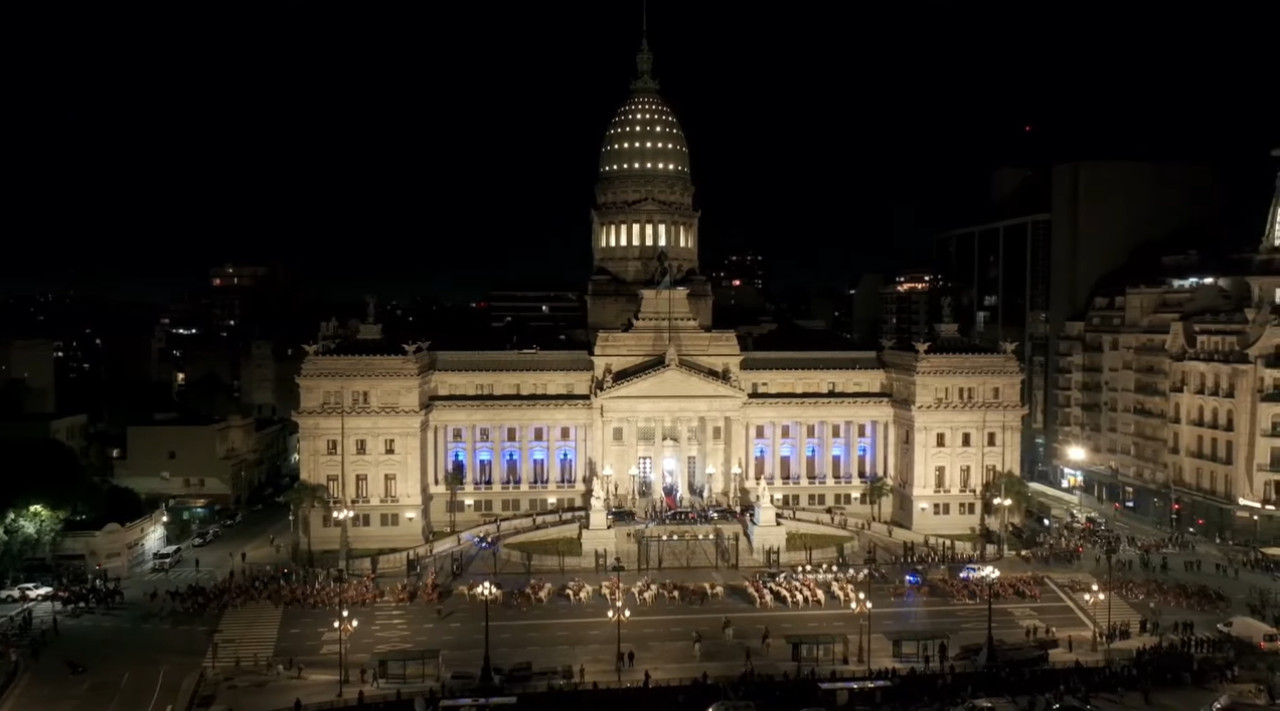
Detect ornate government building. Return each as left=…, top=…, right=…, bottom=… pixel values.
left=292, top=35, right=1026, bottom=550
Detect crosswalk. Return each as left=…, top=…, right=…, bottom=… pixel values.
left=204, top=601, right=284, bottom=668
left=1059, top=573, right=1145, bottom=632
left=139, top=569, right=219, bottom=582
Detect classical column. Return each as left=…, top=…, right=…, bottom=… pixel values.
left=770, top=420, right=781, bottom=482
left=884, top=420, right=896, bottom=483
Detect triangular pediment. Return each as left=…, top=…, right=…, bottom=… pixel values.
left=600, top=365, right=745, bottom=400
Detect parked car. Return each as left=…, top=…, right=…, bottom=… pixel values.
left=0, top=583, right=55, bottom=602
left=191, top=533, right=211, bottom=547
left=606, top=508, right=637, bottom=523
left=220, top=511, right=243, bottom=528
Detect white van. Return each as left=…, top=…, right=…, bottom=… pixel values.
left=1216, top=615, right=1280, bottom=652
left=152, top=545, right=184, bottom=571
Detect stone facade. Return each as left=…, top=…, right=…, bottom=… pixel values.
left=294, top=291, right=1024, bottom=547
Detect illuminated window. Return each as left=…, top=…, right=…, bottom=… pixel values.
left=600, top=225, right=607, bottom=247
left=645, top=222, right=654, bottom=246
left=658, top=223, right=666, bottom=246
left=633, top=222, right=641, bottom=245
left=608, top=225, right=616, bottom=247
left=678, top=224, right=686, bottom=247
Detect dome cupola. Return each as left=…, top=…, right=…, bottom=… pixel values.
left=589, top=31, right=700, bottom=286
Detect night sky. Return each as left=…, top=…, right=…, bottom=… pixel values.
left=11, top=5, right=1278, bottom=300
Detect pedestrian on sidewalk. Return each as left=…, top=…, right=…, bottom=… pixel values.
left=627, top=649, right=634, bottom=668
left=578, top=664, right=585, bottom=683
left=371, top=668, right=380, bottom=688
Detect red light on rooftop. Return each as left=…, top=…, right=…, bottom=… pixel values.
left=731, top=279, right=742, bottom=287
left=1024, top=125, right=1032, bottom=132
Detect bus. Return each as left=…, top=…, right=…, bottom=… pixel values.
left=436, top=697, right=519, bottom=710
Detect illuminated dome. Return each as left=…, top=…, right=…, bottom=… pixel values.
left=599, top=93, right=691, bottom=178
left=589, top=33, right=703, bottom=303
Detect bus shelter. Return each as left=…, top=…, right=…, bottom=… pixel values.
left=884, top=630, right=950, bottom=663
left=785, top=634, right=849, bottom=667
left=372, top=648, right=441, bottom=683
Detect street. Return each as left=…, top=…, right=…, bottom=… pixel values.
left=0, top=505, right=289, bottom=711
left=272, top=579, right=1091, bottom=677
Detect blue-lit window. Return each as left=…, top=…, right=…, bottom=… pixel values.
left=558, top=450, right=575, bottom=483
left=476, top=450, right=492, bottom=485
left=503, top=451, right=520, bottom=485
left=449, top=451, right=466, bottom=481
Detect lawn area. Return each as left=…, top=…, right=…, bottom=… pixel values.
left=506, top=537, right=583, bottom=557
left=785, top=532, right=854, bottom=552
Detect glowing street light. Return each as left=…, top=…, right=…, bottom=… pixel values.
left=1083, top=583, right=1105, bottom=652
left=974, top=566, right=1001, bottom=667
left=332, top=609, right=358, bottom=697
left=850, top=588, right=873, bottom=674
left=475, top=580, right=499, bottom=686
left=606, top=580, right=631, bottom=682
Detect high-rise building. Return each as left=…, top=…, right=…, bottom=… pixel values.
left=939, top=162, right=1236, bottom=483
left=1053, top=157, right=1280, bottom=541
left=879, top=271, right=939, bottom=346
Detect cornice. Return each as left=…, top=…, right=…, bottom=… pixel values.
left=743, top=396, right=892, bottom=407
left=427, top=400, right=593, bottom=410
left=913, top=368, right=1022, bottom=376
left=294, top=406, right=425, bottom=417
left=299, top=371, right=422, bottom=379
left=905, top=402, right=1029, bottom=413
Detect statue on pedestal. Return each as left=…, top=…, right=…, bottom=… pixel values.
left=708, top=468, right=722, bottom=502
left=755, top=476, right=771, bottom=505
left=590, top=476, right=607, bottom=511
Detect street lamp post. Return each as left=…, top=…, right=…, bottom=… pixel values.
left=334, top=507, right=354, bottom=574
left=977, top=566, right=1001, bottom=667
left=993, top=497, right=1013, bottom=556
left=332, top=608, right=358, bottom=697
left=476, top=580, right=497, bottom=686
left=850, top=587, right=872, bottom=674
left=606, top=578, right=631, bottom=682
left=1084, top=584, right=1104, bottom=652
left=1067, top=445, right=1087, bottom=513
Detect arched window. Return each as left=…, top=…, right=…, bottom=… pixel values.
left=753, top=445, right=767, bottom=480
left=1225, top=409, right=1234, bottom=431
left=1197, top=404, right=1205, bottom=424
left=1211, top=407, right=1219, bottom=428
left=503, top=450, right=520, bottom=485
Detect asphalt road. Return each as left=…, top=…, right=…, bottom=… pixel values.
left=0, top=603, right=208, bottom=711
left=274, top=581, right=1091, bottom=676
left=0, top=506, right=289, bottom=711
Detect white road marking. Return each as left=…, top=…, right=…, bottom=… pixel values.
left=147, top=668, right=166, bottom=711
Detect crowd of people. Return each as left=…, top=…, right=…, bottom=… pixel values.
left=145, top=564, right=446, bottom=615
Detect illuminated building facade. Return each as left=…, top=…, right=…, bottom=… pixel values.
left=880, top=271, right=937, bottom=345
left=1054, top=156, right=1280, bottom=540
left=292, top=33, right=1026, bottom=549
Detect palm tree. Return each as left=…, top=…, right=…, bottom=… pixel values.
left=445, top=470, right=465, bottom=533
left=865, top=476, right=890, bottom=522
left=981, top=471, right=1030, bottom=516
left=285, top=482, right=331, bottom=566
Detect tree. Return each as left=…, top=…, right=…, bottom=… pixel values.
left=0, top=504, right=67, bottom=581
left=285, top=482, right=331, bottom=566
left=865, top=475, right=891, bottom=522
left=445, top=470, right=465, bottom=533
left=982, top=470, right=1031, bottom=521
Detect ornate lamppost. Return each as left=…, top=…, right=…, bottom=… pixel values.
left=976, top=566, right=1001, bottom=667
left=992, top=496, right=1013, bottom=556
left=1084, top=583, right=1105, bottom=652
left=602, top=465, right=614, bottom=507
left=334, top=507, right=355, bottom=574
left=332, top=608, right=358, bottom=697
left=850, top=588, right=873, bottom=673
left=606, top=579, right=631, bottom=682
left=628, top=466, right=639, bottom=507
left=475, top=580, right=498, bottom=686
